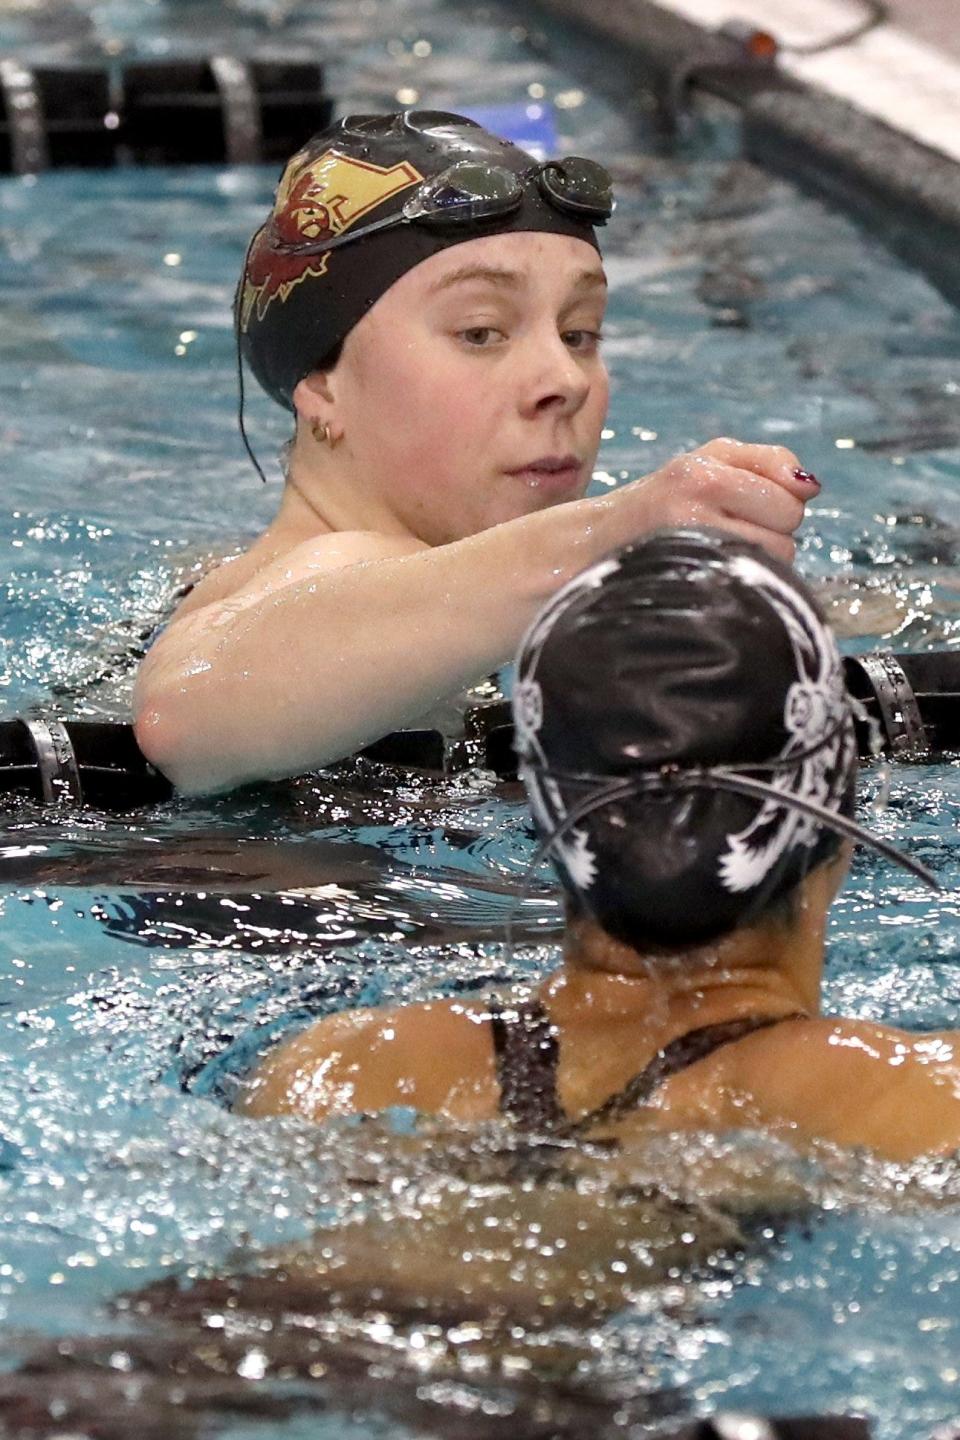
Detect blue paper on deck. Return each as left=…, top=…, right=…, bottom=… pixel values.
left=463, top=102, right=559, bottom=160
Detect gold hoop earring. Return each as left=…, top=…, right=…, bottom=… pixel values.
left=310, top=418, right=330, bottom=445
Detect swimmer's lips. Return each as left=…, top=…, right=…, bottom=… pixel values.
left=507, top=455, right=585, bottom=490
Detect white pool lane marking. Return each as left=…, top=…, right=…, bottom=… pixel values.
left=656, top=0, right=960, bottom=164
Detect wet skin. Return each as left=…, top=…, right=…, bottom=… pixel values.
left=240, top=853, right=960, bottom=1165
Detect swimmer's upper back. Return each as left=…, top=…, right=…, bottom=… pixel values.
left=613, top=1014, right=960, bottom=1164
left=242, top=999, right=960, bottom=1165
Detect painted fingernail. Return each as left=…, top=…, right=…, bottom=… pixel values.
left=793, top=468, right=820, bottom=486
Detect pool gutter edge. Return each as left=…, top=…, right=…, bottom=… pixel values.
left=522, top=0, right=960, bottom=309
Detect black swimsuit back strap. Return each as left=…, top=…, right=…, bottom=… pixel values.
left=564, top=1011, right=806, bottom=1137
left=488, top=995, right=565, bottom=1132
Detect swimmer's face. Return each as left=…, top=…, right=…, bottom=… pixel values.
left=321, top=231, right=609, bottom=544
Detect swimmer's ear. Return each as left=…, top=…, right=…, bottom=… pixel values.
left=293, top=370, right=346, bottom=447
left=293, top=368, right=336, bottom=413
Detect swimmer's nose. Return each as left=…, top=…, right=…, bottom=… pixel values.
left=518, top=331, right=594, bottom=418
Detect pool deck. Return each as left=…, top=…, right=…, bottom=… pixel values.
left=525, top=0, right=960, bottom=309
left=654, top=0, right=960, bottom=166
left=882, top=0, right=960, bottom=64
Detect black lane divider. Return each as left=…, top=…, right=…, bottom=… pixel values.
left=843, top=649, right=960, bottom=762
left=663, top=1418, right=870, bottom=1439
left=0, top=57, right=332, bottom=173
left=0, top=650, right=957, bottom=812
left=0, top=717, right=172, bottom=809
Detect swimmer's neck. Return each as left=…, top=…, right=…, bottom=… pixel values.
left=550, top=861, right=843, bottom=1029
left=275, top=429, right=422, bottom=542
left=553, top=916, right=821, bottom=1027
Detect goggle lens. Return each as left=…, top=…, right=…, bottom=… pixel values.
left=407, top=162, right=524, bottom=224
left=540, top=157, right=614, bottom=220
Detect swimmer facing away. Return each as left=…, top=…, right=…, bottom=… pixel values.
left=239, top=528, right=957, bottom=1165
left=133, top=111, right=821, bottom=795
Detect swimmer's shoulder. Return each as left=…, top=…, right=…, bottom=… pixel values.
left=238, top=995, right=500, bottom=1124
left=696, top=1015, right=960, bottom=1161
left=168, top=528, right=430, bottom=624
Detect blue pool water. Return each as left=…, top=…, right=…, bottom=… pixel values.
left=2, top=1, right=960, bottom=1436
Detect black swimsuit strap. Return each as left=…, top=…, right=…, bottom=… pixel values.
left=488, top=995, right=565, bottom=1132
left=562, top=1011, right=806, bottom=1137
left=488, top=999, right=805, bottom=1137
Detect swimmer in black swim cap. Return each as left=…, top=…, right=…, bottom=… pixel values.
left=240, top=530, right=960, bottom=1165
left=512, top=525, right=922, bottom=949
left=238, top=109, right=610, bottom=413
left=135, top=110, right=823, bottom=795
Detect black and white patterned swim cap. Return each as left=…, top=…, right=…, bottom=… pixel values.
left=513, top=528, right=860, bottom=948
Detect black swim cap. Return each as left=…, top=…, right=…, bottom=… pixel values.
left=513, top=529, right=864, bottom=949
left=238, top=110, right=605, bottom=412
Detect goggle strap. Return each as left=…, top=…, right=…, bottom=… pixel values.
left=315, top=210, right=403, bottom=253
left=275, top=209, right=403, bottom=259
left=523, top=764, right=940, bottom=892
left=688, top=770, right=940, bottom=890
left=233, top=232, right=270, bottom=485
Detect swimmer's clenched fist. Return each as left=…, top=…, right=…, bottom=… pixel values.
left=135, top=111, right=821, bottom=794
left=615, top=438, right=817, bottom=566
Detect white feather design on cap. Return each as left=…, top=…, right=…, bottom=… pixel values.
left=718, top=555, right=854, bottom=894
left=514, top=555, right=620, bottom=891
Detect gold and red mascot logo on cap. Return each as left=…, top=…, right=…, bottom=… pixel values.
left=240, top=149, right=423, bottom=331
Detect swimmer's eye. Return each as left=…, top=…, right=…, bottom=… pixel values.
left=458, top=326, right=505, bottom=347
left=562, top=328, right=604, bottom=352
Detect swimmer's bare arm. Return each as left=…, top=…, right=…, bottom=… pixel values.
left=134, top=440, right=814, bottom=793
left=237, top=1000, right=498, bottom=1123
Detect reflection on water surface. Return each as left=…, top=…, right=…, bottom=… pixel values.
left=2, top=0, right=960, bottom=1437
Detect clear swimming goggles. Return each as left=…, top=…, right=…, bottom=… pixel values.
left=271, top=157, right=615, bottom=258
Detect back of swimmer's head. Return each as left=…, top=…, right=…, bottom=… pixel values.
left=237, top=109, right=611, bottom=412
left=513, top=528, right=860, bottom=950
